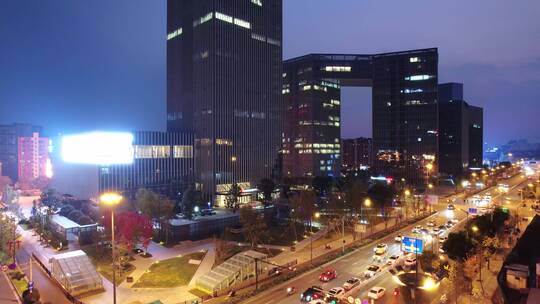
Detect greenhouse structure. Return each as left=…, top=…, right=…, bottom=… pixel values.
left=196, top=250, right=267, bottom=294
left=50, top=250, right=104, bottom=296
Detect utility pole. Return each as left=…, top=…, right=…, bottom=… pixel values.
left=341, top=215, right=345, bottom=254
left=254, top=258, right=259, bottom=290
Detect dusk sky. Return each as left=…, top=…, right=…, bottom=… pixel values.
left=1, top=0, right=539, bottom=146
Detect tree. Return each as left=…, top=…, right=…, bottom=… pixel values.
left=257, top=178, right=275, bottom=206
left=367, top=183, right=396, bottom=228
left=180, top=186, right=202, bottom=220
left=288, top=190, right=317, bottom=240
left=135, top=188, right=175, bottom=220
left=0, top=215, right=17, bottom=264
left=225, top=183, right=242, bottom=213
left=419, top=250, right=438, bottom=273
left=39, top=188, right=61, bottom=207
left=312, top=176, right=332, bottom=196
left=22, top=288, right=41, bottom=304
left=443, top=231, right=474, bottom=261
left=78, top=215, right=93, bottom=225
left=59, top=205, right=75, bottom=217
left=115, top=212, right=153, bottom=253
left=446, top=261, right=467, bottom=304
left=481, top=236, right=501, bottom=270
left=67, top=210, right=84, bottom=223
left=239, top=206, right=268, bottom=248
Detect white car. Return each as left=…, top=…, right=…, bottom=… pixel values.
left=394, top=234, right=403, bottom=242
left=327, top=287, right=345, bottom=299
left=439, top=247, right=446, bottom=254
left=439, top=236, right=448, bottom=243
left=367, top=287, right=386, bottom=300
left=387, top=254, right=400, bottom=266
left=364, top=265, right=381, bottom=278
left=412, top=225, right=423, bottom=234
left=343, top=277, right=361, bottom=290
left=373, top=243, right=388, bottom=254
left=405, top=256, right=417, bottom=267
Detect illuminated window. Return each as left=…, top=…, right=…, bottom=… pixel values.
left=174, top=145, right=193, bottom=158
left=134, top=145, right=171, bottom=159
left=251, top=33, right=266, bottom=42
left=282, top=88, right=290, bottom=94
left=251, top=0, right=262, bottom=6
left=405, top=100, right=425, bottom=105
left=324, top=66, right=352, bottom=72
left=330, top=99, right=340, bottom=105
left=193, top=12, right=213, bottom=27
left=404, top=75, right=435, bottom=81
left=216, top=139, right=233, bottom=146
left=410, top=57, right=420, bottom=63
left=167, top=28, right=182, bottom=40
left=401, top=88, right=424, bottom=94
left=267, top=38, right=281, bottom=46
left=234, top=18, right=251, bottom=29
left=215, top=12, right=233, bottom=23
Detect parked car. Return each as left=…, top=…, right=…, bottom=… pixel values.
left=367, top=287, right=386, bottom=300
left=447, top=204, right=455, bottom=210
left=412, top=225, right=423, bottom=234
left=132, top=247, right=144, bottom=254
left=343, top=277, right=361, bottom=290
left=364, top=265, right=381, bottom=278
left=319, top=269, right=337, bottom=282
left=445, top=221, right=454, bottom=228
left=427, top=221, right=436, bottom=227
left=200, top=208, right=216, bottom=216
left=300, top=286, right=325, bottom=302
left=394, top=234, right=403, bottom=242
left=438, top=236, right=448, bottom=243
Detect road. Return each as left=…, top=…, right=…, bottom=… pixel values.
left=16, top=245, right=71, bottom=304
left=241, top=175, right=527, bottom=304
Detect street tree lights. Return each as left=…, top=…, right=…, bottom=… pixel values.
left=100, top=192, right=123, bottom=304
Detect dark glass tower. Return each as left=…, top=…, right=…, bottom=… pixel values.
left=283, top=49, right=439, bottom=185
left=167, top=0, right=283, bottom=200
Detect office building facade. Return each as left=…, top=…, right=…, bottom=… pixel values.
left=438, top=83, right=483, bottom=178
left=99, top=131, right=195, bottom=200
left=283, top=49, right=439, bottom=184
left=167, top=0, right=283, bottom=200
left=0, top=123, right=43, bottom=181
left=342, top=137, right=372, bottom=171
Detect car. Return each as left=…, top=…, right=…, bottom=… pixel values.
left=419, top=228, right=430, bottom=235
left=404, top=256, right=417, bottom=267
left=445, top=221, right=454, bottom=228
left=367, top=287, right=386, bottom=300
left=326, top=287, right=345, bottom=299
left=394, top=234, right=403, bottom=242
left=132, top=247, right=144, bottom=254
left=373, top=251, right=387, bottom=263
left=431, top=227, right=440, bottom=235
left=387, top=254, right=400, bottom=266
left=300, top=286, right=325, bottom=302
left=447, top=204, right=455, bottom=210
left=319, top=269, right=337, bottom=282
left=451, top=218, right=459, bottom=224
left=438, top=225, right=447, bottom=232
left=427, top=221, right=436, bottom=227
left=343, top=277, right=361, bottom=290
left=364, top=265, right=381, bottom=278
left=438, top=236, right=448, bottom=243
left=374, top=243, right=388, bottom=254
left=200, top=208, right=216, bottom=216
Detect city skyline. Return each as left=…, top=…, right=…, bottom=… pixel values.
left=1, top=0, right=539, bottom=145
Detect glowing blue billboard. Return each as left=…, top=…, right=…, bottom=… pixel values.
left=61, top=132, right=134, bottom=165
left=401, top=236, right=424, bottom=254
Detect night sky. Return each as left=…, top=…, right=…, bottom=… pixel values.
left=1, top=0, right=539, bottom=146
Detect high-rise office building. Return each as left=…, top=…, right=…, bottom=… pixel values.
left=342, top=137, right=372, bottom=171
left=18, top=132, right=51, bottom=183
left=167, top=0, right=283, bottom=201
left=283, top=49, right=439, bottom=184
left=438, top=83, right=483, bottom=178
left=0, top=123, right=43, bottom=181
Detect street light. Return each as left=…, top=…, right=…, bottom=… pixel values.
left=310, top=212, right=321, bottom=264
left=100, top=192, right=123, bottom=304
left=404, top=189, right=411, bottom=197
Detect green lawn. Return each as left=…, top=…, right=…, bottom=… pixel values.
left=132, top=252, right=206, bottom=288
left=81, top=245, right=136, bottom=284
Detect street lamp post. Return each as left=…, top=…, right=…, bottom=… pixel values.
left=310, top=212, right=320, bottom=264
left=100, top=192, right=123, bottom=304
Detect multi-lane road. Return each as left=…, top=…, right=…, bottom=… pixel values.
left=242, top=174, right=528, bottom=304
